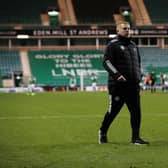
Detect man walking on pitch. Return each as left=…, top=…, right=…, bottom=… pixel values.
left=99, top=21, right=149, bottom=145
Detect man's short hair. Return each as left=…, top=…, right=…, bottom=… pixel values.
left=116, top=21, right=130, bottom=28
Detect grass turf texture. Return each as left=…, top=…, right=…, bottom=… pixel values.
left=0, top=91, right=167, bottom=168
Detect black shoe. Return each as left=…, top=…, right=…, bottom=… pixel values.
left=98, top=130, right=108, bottom=144
left=131, top=138, right=150, bottom=145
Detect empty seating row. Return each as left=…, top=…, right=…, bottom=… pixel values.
left=0, top=0, right=58, bottom=24
left=72, top=0, right=129, bottom=24
left=0, top=51, right=22, bottom=78
left=140, top=47, right=168, bottom=74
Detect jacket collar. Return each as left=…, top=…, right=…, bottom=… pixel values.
left=117, top=35, right=131, bottom=44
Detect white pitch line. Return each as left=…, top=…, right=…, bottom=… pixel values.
left=0, top=113, right=167, bottom=120
left=0, top=115, right=102, bottom=120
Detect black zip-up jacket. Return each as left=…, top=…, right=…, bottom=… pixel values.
left=103, top=35, right=141, bottom=86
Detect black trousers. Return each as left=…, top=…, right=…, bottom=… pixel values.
left=100, top=84, right=141, bottom=140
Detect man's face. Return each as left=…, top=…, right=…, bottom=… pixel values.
left=117, top=23, right=131, bottom=38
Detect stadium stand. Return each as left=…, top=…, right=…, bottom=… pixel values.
left=144, top=0, right=168, bottom=24
left=0, top=0, right=58, bottom=25
left=1, top=0, right=168, bottom=90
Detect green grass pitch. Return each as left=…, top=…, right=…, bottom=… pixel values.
left=0, top=91, right=168, bottom=168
